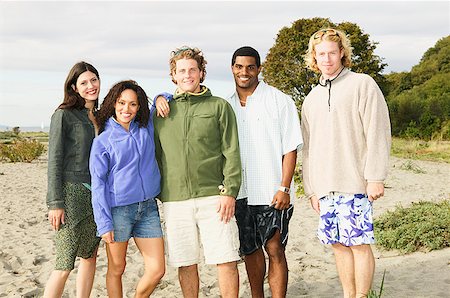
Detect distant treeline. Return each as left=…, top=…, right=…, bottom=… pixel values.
left=384, top=36, right=450, bottom=140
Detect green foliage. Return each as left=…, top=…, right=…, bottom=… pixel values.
left=374, top=200, right=450, bottom=253
left=368, top=270, right=386, bottom=298
left=399, top=160, right=426, bottom=174
left=386, top=36, right=450, bottom=140
left=262, top=17, right=386, bottom=108
left=12, top=127, right=20, bottom=135
left=293, top=161, right=304, bottom=197
left=0, top=139, right=45, bottom=162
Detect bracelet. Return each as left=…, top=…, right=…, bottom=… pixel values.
left=278, top=186, right=290, bottom=194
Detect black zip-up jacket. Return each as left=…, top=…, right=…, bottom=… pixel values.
left=46, top=108, right=95, bottom=209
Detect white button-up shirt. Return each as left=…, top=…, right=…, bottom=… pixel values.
left=227, top=81, right=303, bottom=205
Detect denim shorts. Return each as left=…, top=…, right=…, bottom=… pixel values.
left=235, top=198, right=294, bottom=256
left=111, top=198, right=163, bottom=242
left=317, top=192, right=375, bottom=246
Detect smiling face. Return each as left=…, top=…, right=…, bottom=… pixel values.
left=232, top=56, right=261, bottom=92
left=172, top=58, right=203, bottom=93
left=114, top=89, right=139, bottom=130
left=74, top=70, right=100, bottom=102
left=314, top=40, right=344, bottom=79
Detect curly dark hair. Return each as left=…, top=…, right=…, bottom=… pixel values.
left=59, top=61, right=100, bottom=110
left=96, top=80, right=150, bottom=133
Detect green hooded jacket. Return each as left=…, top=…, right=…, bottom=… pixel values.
left=153, top=87, right=241, bottom=202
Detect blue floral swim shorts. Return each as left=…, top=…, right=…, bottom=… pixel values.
left=317, top=192, right=375, bottom=246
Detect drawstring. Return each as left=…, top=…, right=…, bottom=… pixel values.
left=318, top=67, right=345, bottom=112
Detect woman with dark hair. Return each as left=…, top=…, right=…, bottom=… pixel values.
left=90, top=80, right=165, bottom=297
left=44, top=61, right=101, bottom=297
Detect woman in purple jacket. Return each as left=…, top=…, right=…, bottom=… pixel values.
left=89, top=80, right=164, bottom=297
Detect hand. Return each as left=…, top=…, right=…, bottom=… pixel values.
left=271, top=191, right=290, bottom=210
left=216, top=196, right=236, bottom=223
left=101, top=231, right=115, bottom=244
left=48, top=208, right=65, bottom=231
left=367, top=182, right=385, bottom=202
left=155, top=96, right=170, bottom=118
left=309, top=195, right=320, bottom=214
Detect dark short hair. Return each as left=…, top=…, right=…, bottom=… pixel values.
left=231, top=46, right=261, bottom=67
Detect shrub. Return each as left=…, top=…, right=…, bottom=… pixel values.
left=0, top=139, right=45, bottom=162
left=374, top=200, right=450, bottom=253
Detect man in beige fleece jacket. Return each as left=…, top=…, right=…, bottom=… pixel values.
left=301, top=28, right=391, bottom=298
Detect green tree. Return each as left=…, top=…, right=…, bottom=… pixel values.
left=386, top=36, right=450, bottom=140
left=262, top=18, right=386, bottom=108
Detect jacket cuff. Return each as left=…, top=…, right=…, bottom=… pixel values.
left=47, top=201, right=65, bottom=210
left=97, top=224, right=113, bottom=237
left=218, top=184, right=238, bottom=198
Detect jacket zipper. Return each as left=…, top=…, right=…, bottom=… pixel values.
left=184, top=98, right=192, bottom=197
left=130, top=128, right=146, bottom=198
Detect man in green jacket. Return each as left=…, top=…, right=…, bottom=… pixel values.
left=153, top=46, right=241, bottom=298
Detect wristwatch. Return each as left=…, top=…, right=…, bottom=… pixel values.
left=278, top=186, right=290, bottom=194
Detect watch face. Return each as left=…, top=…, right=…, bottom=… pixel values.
left=279, top=186, right=290, bottom=194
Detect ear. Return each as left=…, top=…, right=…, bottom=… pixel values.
left=71, top=84, right=77, bottom=92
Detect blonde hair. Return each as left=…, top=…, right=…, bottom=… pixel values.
left=304, top=28, right=353, bottom=73
left=169, top=46, right=207, bottom=84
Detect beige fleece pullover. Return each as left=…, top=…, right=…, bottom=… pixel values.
left=301, top=68, right=391, bottom=199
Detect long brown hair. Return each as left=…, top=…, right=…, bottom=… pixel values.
left=96, top=80, right=150, bottom=133
left=58, top=61, right=100, bottom=110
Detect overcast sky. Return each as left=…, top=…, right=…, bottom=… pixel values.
left=0, top=1, right=449, bottom=128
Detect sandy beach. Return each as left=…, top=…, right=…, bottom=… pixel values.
left=0, top=154, right=449, bottom=297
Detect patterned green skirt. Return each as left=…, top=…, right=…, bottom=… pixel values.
left=54, top=182, right=100, bottom=271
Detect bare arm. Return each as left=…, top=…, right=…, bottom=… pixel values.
left=271, top=150, right=297, bottom=210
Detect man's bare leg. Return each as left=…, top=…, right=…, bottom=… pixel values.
left=244, top=248, right=266, bottom=298
left=265, top=231, right=288, bottom=298
left=332, top=243, right=356, bottom=298
left=217, top=261, right=239, bottom=298
left=179, top=264, right=199, bottom=298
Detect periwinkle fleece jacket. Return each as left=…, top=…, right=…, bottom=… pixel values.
left=153, top=86, right=241, bottom=202
left=89, top=117, right=161, bottom=236
left=301, top=68, right=391, bottom=199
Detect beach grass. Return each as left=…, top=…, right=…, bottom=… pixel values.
left=391, top=137, right=450, bottom=163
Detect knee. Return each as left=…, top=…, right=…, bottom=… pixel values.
left=148, top=264, right=165, bottom=281
left=217, top=261, right=238, bottom=274
left=350, top=244, right=373, bottom=255
left=80, top=256, right=97, bottom=267
left=265, top=240, right=286, bottom=262
left=108, top=260, right=126, bottom=277
left=55, top=269, right=71, bottom=279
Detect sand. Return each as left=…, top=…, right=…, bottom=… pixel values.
left=0, top=154, right=449, bottom=297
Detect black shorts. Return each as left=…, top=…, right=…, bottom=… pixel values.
left=235, top=198, right=294, bottom=256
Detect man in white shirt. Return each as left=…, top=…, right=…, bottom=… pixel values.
left=228, top=46, right=302, bottom=298
left=155, top=46, right=302, bottom=297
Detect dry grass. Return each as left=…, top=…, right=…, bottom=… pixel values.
left=391, top=137, right=450, bottom=163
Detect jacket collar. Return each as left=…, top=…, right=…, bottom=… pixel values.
left=173, top=85, right=211, bottom=101
left=318, top=67, right=349, bottom=87
left=106, top=116, right=138, bottom=134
